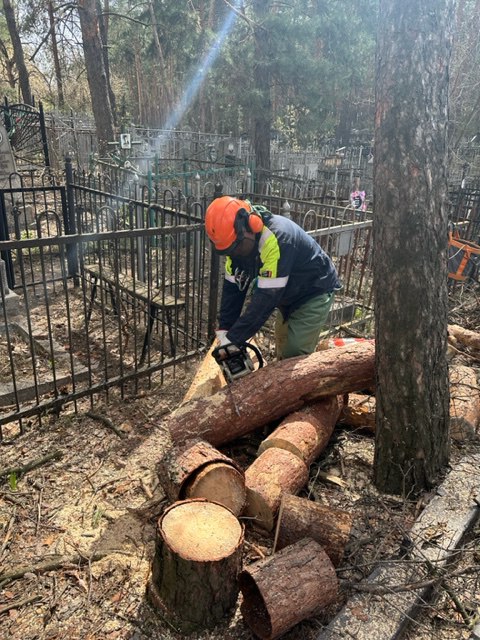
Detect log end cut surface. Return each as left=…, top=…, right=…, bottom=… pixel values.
left=160, top=500, right=243, bottom=562
left=185, top=462, right=246, bottom=516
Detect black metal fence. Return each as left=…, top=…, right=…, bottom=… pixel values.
left=0, top=163, right=378, bottom=439
left=0, top=166, right=212, bottom=440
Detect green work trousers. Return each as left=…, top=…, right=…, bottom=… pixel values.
left=275, top=291, right=335, bottom=360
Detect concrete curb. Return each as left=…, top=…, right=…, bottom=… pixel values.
left=316, top=453, right=480, bottom=640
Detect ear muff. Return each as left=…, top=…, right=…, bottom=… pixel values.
left=234, top=208, right=263, bottom=239
left=247, top=211, right=264, bottom=233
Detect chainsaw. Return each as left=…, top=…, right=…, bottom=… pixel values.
left=212, top=342, right=264, bottom=384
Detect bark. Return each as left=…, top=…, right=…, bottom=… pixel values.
left=149, top=499, right=243, bottom=632
left=239, top=538, right=338, bottom=640
left=244, top=448, right=309, bottom=532
left=77, top=0, right=115, bottom=153
left=373, top=0, right=453, bottom=494
left=258, top=396, right=344, bottom=466
left=166, top=341, right=375, bottom=447
left=2, top=0, right=33, bottom=105
left=274, top=494, right=353, bottom=566
left=0, top=38, right=16, bottom=88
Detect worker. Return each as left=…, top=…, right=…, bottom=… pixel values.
left=205, top=196, right=341, bottom=359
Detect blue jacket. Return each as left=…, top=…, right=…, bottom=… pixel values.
left=220, top=212, right=340, bottom=345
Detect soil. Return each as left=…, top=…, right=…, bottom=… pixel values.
left=1, top=296, right=480, bottom=639
left=0, top=330, right=57, bottom=386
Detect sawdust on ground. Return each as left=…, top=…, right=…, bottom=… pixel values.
left=0, top=347, right=479, bottom=640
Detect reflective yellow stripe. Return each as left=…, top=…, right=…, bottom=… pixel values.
left=258, top=229, right=280, bottom=278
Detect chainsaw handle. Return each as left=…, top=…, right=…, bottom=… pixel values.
left=242, top=342, right=264, bottom=369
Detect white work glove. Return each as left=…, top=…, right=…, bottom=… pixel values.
left=215, top=329, right=230, bottom=346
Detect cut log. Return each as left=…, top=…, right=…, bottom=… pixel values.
left=156, top=439, right=245, bottom=514
left=184, top=462, right=246, bottom=516
left=274, top=494, right=353, bottom=566
left=448, top=324, right=480, bottom=352
left=339, top=392, right=376, bottom=433
left=165, top=341, right=375, bottom=447
left=239, top=537, right=339, bottom=640
left=181, top=341, right=226, bottom=404
left=244, top=447, right=309, bottom=532
left=257, top=396, right=344, bottom=466
left=148, top=499, right=244, bottom=632
left=450, top=364, right=480, bottom=440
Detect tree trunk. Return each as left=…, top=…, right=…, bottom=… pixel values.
left=96, top=0, right=116, bottom=124
left=2, top=0, right=33, bottom=105
left=373, top=0, right=453, bottom=494
left=274, top=494, right=352, bottom=566
left=78, top=0, right=115, bottom=153
left=166, top=341, right=375, bottom=447
left=47, top=0, right=64, bottom=109
left=252, top=0, right=272, bottom=194
left=258, top=396, right=344, bottom=466
left=149, top=499, right=243, bottom=632
left=239, top=538, right=338, bottom=640
left=244, top=447, right=309, bottom=532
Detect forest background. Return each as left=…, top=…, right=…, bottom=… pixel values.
left=1, top=0, right=479, bottom=158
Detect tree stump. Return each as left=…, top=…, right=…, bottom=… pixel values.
left=148, top=499, right=244, bottom=632
left=156, top=439, right=246, bottom=515
left=244, top=448, right=309, bottom=532
left=258, top=396, right=344, bottom=466
left=239, top=537, right=338, bottom=640
left=274, top=494, right=353, bottom=566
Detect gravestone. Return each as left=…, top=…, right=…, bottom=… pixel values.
left=0, top=123, right=18, bottom=190
left=0, top=122, right=20, bottom=313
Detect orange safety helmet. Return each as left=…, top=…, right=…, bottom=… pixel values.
left=205, top=196, right=263, bottom=252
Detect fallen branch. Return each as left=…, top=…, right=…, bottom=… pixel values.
left=0, top=451, right=63, bottom=481
left=85, top=412, right=126, bottom=439
left=0, top=594, right=42, bottom=616
left=342, top=564, right=480, bottom=596
left=0, top=552, right=108, bottom=588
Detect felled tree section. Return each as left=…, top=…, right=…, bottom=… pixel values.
left=274, top=494, right=352, bottom=566
left=165, top=341, right=375, bottom=447
left=243, top=448, right=309, bottom=532
left=156, top=439, right=246, bottom=516
left=239, top=538, right=338, bottom=640
left=257, top=396, right=344, bottom=466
